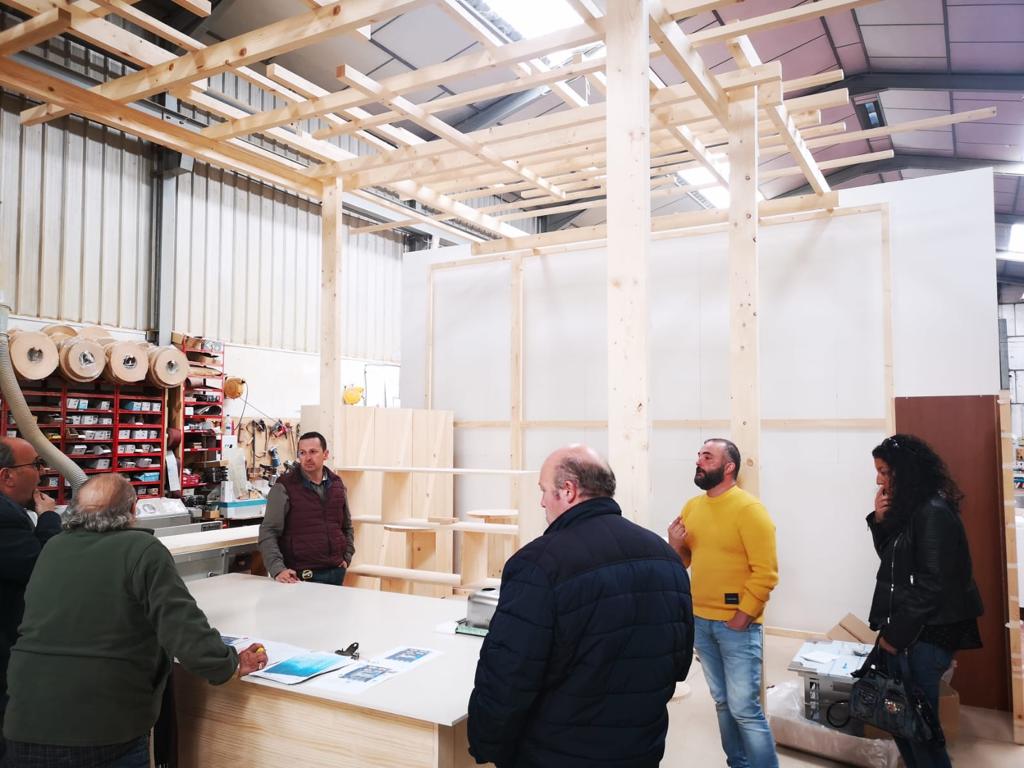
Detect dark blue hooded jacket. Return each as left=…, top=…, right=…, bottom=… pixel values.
left=468, top=496, right=694, bottom=768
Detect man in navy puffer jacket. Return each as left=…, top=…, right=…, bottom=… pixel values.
left=468, top=444, right=694, bottom=768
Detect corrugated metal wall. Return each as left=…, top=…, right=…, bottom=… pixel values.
left=170, top=163, right=404, bottom=362
left=0, top=90, right=154, bottom=329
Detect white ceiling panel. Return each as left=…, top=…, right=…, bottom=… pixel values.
left=770, top=36, right=837, bottom=81
left=365, top=58, right=444, bottom=103
left=866, top=56, right=949, bottom=71
left=498, top=92, right=564, bottom=124
left=370, top=4, right=478, bottom=69
left=275, top=42, right=391, bottom=95
left=834, top=173, right=883, bottom=190
left=443, top=61, right=518, bottom=95
left=891, top=130, right=956, bottom=152
left=760, top=175, right=812, bottom=198
left=948, top=6, right=1024, bottom=43
left=746, top=19, right=825, bottom=62
left=884, top=108, right=951, bottom=126
left=679, top=12, right=719, bottom=34
left=953, top=92, right=1024, bottom=103
left=957, top=122, right=1024, bottom=145
left=837, top=44, right=869, bottom=73
left=856, top=0, right=944, bottom=25
left=899, top=168, right=945, bottom=180
left=824, top=10, right=862, bottom=47
left=861, top=25, right=948, bottom=58
left=995, top=176, right=1019, bottom=194
left=879, top=89, right=953, bottom=111
left=951, top=42, right=1024, bottom=72
left=573, top=207, right=608, bottom=227
left=650, top=55, right=682, bottom=86
left=433, top=105, right=478, bottom=127
left=957, top=144, right=1024, bottom=162
left=996, top=192, right=1017, bottom=211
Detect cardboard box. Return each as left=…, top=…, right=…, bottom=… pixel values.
left=827, top=613, right=877, bottom=644
left=862, top=680, right=959, bottom=745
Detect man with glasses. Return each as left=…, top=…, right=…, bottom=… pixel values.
left=0, top=437, right=59, bottom=760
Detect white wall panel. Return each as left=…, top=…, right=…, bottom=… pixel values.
left=170, top=163, right=404, bottom=361
left=402, top=170, right=998, bottom=633
left=0, top=91, right=153, bottom=329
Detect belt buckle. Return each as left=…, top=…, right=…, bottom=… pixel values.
left=301, top=569, right=313, bottom=581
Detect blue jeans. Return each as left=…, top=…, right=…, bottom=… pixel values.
left=694, top=617, right=779, bottom=768
left=883, top=641, right=953, bottom=768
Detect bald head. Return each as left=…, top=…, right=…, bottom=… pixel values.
left=538, top=444, right=616, bottom=524
left=63, top=474, right=137, bottom=533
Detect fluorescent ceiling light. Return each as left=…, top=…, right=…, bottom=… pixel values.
left=678, top=166, right=730, bottom=209
left=1010, top=223, right=1024, bottom=254
left=484, top=0, right=583, bottom=40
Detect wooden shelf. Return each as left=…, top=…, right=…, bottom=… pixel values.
left=337, top=465, right=536, bottom=475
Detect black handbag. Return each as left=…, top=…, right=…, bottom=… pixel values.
left=849, top=644, right=945, bottom=745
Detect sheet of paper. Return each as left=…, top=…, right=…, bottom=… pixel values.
left=307, top=662, right=400, bottom=694
left=250, top=651, right=352, bottom=685
left=798, top=651, right=836, bottom=666
left=222, top=636, right=309, bottom=666
left=371, top=646, right=441, bottom=669
left=827, top=655, right=867, bottom=678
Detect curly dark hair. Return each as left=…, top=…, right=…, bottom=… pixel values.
left=871, top=433, right=963, bottom=518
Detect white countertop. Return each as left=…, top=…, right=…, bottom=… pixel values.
left=158, top=526, right=258, bottom=556
left=186, top=574, right=484, bottom=726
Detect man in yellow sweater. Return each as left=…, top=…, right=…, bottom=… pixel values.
left=668, top=438, right=779, bottom=768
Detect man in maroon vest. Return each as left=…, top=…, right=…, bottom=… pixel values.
left=258, top=432, right=354, bottom=586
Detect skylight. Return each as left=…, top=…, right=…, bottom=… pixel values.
left=484, top=0, right=583, bottom=40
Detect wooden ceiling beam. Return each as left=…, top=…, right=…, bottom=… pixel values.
left=170, top=0, right=210, bottom=15
left=19, top=0, right=426, bottom=125
left=337, top=64, right=568, bottom=199
left=649, top=0, right=725, bottom=122
left=391, top=106, right=825, bottom=197
left=0, top=56, right=321, bottom=197
left=0, top=7, right=70, bottom=57
left=316, top=61, right=787, bottom=182
left=312, top=55, right=610, bottom=142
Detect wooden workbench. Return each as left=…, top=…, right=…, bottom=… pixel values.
left=175, top=574, right=490, bottom=768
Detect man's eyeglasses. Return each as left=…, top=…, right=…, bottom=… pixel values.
left=6, top=457, right=47, bottom=471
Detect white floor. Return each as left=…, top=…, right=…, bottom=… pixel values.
left=664, top=634, right=1024, bottom=766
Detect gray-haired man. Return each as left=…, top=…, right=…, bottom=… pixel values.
left=3, top=474, right=267, bottom=767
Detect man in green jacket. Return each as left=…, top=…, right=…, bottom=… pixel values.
left=2, top=474, right=267, bottom=767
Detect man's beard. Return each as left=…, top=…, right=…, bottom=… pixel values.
left=694, top=465, right=725, bottom=490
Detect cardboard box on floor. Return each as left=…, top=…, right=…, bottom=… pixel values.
left=827, top=613, right=961, bottom=744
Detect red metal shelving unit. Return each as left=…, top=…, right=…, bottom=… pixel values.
left=0, top=377, right=167, bottom=503
left=173, top=334, right=225, bottom=496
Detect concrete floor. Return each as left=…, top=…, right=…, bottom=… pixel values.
left=664, top=634, right=1024, bottom=766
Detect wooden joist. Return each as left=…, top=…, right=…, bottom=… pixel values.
left=0, top=7, right=70, bottom=57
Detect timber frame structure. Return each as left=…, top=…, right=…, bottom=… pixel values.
left=0, top=0, right=1019, bottom=743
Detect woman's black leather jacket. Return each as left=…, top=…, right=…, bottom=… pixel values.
left=866, top=495, right=983, bottom=650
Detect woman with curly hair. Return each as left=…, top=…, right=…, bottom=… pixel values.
left=867, top=434, right=984, bottom=767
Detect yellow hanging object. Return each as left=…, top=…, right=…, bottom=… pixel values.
left=224, top=376, right=247, bottom=399
left=342, top=385, right=364, bottom=405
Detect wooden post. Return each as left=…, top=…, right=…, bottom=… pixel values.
left=605, top=0, right=651, bottom=524
left=510, top=254, right=524, bottom=532
left=727, top=87, right=761, bottom=495
left=320, top=177, right=344, bottom=456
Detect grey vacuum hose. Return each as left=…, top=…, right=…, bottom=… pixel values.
left=0, top=305, right=88, bottom=494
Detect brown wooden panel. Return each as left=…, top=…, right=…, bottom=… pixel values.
left=895, top=395, right=1010, bottom=711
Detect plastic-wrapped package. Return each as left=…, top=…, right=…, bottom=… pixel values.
left=767, top=681, right=902, bottom=767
